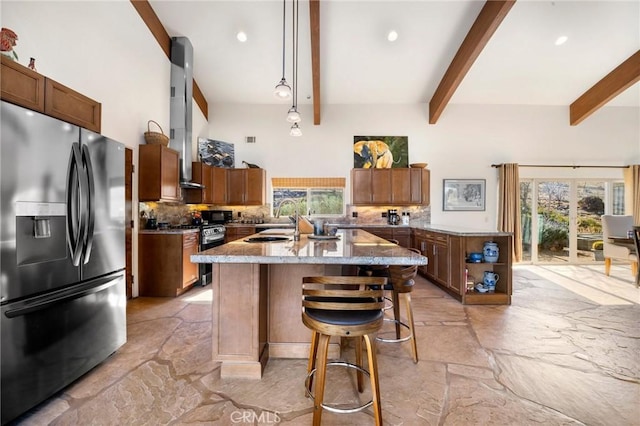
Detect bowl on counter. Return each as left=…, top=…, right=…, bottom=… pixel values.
left=409, top=163, right=428, bottom=168
left=467, top=252, right=483, bottom=263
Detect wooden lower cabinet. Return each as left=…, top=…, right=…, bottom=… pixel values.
left=361, top=226, right=411, bottom=247
left=139, top=232, right=199, bottom=297
left=412, top=228, right=512, bottom=305
left=225, top=226, right=256, bottom=243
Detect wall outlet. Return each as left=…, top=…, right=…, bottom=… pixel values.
left=352, top=211, right=358, bottom=218
left=381, top=212, right=387, bottom=218
left=246, top=136, right=256, bottom=143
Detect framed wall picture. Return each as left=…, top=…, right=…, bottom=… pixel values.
left=198, top=138, right=235, bottom=168
left=353, top=136, right=408, bottom=168
left=443, top=179, right=486, bottom=211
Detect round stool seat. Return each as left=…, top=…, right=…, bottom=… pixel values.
left=304, top=308, right=383, bottom=327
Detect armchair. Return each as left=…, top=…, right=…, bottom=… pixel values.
left=601, top=215, right=637, bottom=277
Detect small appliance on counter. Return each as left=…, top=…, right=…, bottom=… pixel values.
left=387, top=209, right=400, bottom=225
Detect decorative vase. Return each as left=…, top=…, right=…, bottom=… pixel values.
left=483, top=241, right=499, bottom=263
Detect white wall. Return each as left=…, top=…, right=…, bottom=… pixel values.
left=207, top=103, right=639, bottom=228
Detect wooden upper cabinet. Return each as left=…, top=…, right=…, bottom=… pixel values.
left=412, top=168, right=430, bottom=206
left=245, top=168, right=266, bottom=205
left=138, top=144, right=181, bottom=202
left=371, top=169, right=391, bottom=204
left=185, top=162, right=213, bottom=204
left=227, top=168, right=265, bottom=205
left=211, top=167, right=227, bottom=204
left=227, top=169, right=245, bottom=205
left=391, top=168, right=411, bottom=204
left=352, top=168, right=430, bottom=206
left=351, top=169, right=372, bottom=204
left=44, top=79, right=101, bottom=133
left=0, top=56, right=101, bottom=132
left=1, top=56, right=45, bottom=112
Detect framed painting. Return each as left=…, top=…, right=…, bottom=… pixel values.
left=443, top=179, right=486, bottom=211
left=353, top=136, right=408, bottom=168
left=198, top=138, right=235, bottom=168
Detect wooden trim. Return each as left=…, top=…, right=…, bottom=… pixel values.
left=272, top=177, right=345, bottom=188
left=193, top=80, right=208, bottom=119
left=130, top=0, right=171, bottom=58
left=130, top=0, right=209, bottom=120
left=310, top=0, right=321, bottom=125
left=569, top=50, right=640, bottom=126
left=428, top=0, right=515, bottom=124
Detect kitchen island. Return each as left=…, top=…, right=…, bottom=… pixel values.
left=191, top=229, right=427, bottom=379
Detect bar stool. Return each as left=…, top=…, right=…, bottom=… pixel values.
left=357, top=238, right=400, bottom=278
left=302, top=276, right=386, bottom=426
left=376, top=248, right=420, bottom=363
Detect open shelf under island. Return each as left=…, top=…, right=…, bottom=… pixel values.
left=191, top=228, right=427, bottom=379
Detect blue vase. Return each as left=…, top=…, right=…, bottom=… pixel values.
left=483, top=241, right=499, bottom=263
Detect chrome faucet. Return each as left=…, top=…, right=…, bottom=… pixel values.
left=275, top=198, right=301, bottom=241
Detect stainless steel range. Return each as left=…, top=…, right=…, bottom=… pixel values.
left=201, top=224, right=225, bottom=248
left=198, top=210, right=230, bottom=286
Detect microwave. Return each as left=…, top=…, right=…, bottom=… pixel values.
left=201, top=210, right=233, bottom=224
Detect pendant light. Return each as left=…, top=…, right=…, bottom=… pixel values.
left=288, top=0, right=302, bottom=135
left=289, top=122, right=302, bottom=137
left=274, top=0, right=291, bottom=100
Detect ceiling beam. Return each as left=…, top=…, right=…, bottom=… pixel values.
left=130, top=0, right=209, bottom=119
left=428, top=0, right=515, bottom=124
left=310, top=0, right=321, bottom=125
left=569, top=50, right=640, bottom=126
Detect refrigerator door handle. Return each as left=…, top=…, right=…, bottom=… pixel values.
left=4, top=274, right=122, bottom=318
left=81, top=144, right=95, bottom=264
left=66, top=143, right=83, bottom=266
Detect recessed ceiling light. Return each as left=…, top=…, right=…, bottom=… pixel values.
left=387, top=30, right=398, bottom=42
left=555, top=35, right=568, bottom=46
left=237, top=31, right=248, bottom=43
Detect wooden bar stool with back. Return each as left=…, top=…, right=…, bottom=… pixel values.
left=302, top=275, right=387, bottom=425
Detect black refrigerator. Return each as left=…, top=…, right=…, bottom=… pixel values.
left=0, top=101, right=127, bottom=424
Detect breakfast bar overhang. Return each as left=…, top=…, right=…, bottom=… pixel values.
left=191, top=229, right=427, bottom=379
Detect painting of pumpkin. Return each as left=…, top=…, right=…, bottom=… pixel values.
left=353, top=136, right=408, bottom=168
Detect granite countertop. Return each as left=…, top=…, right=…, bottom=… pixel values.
left=414, top=224, right=513, bottom=237
left=191, top=229, right=427, bottom=266
left=139, top=228, right=199, bottom=235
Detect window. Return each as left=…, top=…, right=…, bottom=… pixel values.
left=272, top=178, right=345, bottom=217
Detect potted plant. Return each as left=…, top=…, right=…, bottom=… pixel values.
left=592, top=241, right=604, bottom=261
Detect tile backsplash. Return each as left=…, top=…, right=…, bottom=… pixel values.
left=138, top=202, right=430, bottom=227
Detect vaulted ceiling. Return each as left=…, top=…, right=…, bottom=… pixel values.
left=146, top=0, right=640, bottom=125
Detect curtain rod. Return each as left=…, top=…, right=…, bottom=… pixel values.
left=491, top=164, right=629, bottom=169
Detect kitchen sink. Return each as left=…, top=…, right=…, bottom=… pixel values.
left=244, top=236, right=291, bottom=243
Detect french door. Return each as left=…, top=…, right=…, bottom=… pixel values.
left=520, top=179, right=624, bottom=264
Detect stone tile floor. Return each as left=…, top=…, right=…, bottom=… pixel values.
left=13, top=265, right=639, bottom=425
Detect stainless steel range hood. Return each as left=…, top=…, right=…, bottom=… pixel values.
left=170, top=36, right=204, bottom=190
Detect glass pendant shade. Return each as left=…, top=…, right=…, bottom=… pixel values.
left=289, top=123, right=302, bottom=137
left=286, top=107, right=301, bottom=123
left=274, top=79, right=291, bottom=100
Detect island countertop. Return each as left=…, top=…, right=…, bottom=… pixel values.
left=191, top=229, right=427, bottom=266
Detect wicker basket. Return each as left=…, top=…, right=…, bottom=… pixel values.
left=144, top=120, right=169, bottom=146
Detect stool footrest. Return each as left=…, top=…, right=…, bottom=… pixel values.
left=305, top=361, right=374, bottom=414
left=376, top=318, right=412, bottom=343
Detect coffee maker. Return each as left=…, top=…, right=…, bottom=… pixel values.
left=387, top=209, right=400, bottom=225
